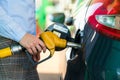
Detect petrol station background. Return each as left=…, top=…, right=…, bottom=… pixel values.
left=35, top=0, right=77, bottom=80
left=35, top=0, right=120, bottom=80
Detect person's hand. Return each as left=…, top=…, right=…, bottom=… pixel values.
left=19, top=33, right=46, bottom=61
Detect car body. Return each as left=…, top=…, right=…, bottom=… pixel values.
left=64, top=0, right=120, bottom=80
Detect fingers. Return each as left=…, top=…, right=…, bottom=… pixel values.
left=27, top=40, right=46, bottom=55
left=26, top=39, right=46, bottom=61
left=38, top=40, right=46, bottom=53
left=19, top=33, right=47, bottom=61
left=32, top=53, right=40, bottom=62
left=32, top=39, right=46, bottom=55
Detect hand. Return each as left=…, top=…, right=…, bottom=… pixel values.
left=19, top=33, right=46, bottom=61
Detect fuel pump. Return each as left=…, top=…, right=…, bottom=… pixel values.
left=0, top=23, right=81, bottom=67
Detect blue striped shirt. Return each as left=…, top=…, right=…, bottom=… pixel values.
left=0, top=0, right=36, bottom=42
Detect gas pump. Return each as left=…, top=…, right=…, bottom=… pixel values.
left=0, top=23, right=81, bottom=69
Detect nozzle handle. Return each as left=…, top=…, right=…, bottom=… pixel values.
left=11, top=43, right=52, bottom=68
left=25, top=50, right=52, bottom=67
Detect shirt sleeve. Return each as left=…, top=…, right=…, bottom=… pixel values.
left=0, top=6, right=26, bottom=42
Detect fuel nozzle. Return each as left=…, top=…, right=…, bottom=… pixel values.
left=0, top=31, right=81, bottom=68
left=67, top=42, right=81, bottom=49
left=40, top=31, right=81, bottom=56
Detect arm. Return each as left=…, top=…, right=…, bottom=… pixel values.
left=0, top=6, right=26, bottom=42
left=0, top=6, right=46, bottom=61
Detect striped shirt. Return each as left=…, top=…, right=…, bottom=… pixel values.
left=0, top=0, right=36, bottom=42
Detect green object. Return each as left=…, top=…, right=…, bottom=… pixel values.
left=36, top=0, right=53, bottom=31
left=49, top=13, right=65, bottom=24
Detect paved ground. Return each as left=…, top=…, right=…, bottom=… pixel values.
left=37, top=49, right=67, bottom=80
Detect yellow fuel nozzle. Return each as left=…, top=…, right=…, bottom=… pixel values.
left=0, top=47, right=12, bottom=58
left=40, top=31, right=67, bottom=56
left=0, top=31, right=81, bottom=67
